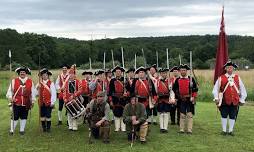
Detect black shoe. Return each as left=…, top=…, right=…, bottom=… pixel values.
left=46, top=121, right=51, bottom=132
left=221, top=131, right=227, bottom=136
left=19, top=131, right=25, bottom=135
left=9, top=131, right=14, bottom=136
left=57, top=121, right=62, bottom=126
left=140, top=141, right=146, bottom=144
left=164, top=130, right=168, bottom=133
left=228, top=132, right=235, bottom=136
left=160, top=129, right=164, bottom=133
left=103, top=140, right=110, bottom=144
left=186, top=131, right=192, bottom=135
left=178, top=131, right=185, bottom=134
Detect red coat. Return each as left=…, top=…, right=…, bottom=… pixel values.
left=13, top=78, right=32, bottom=106
left=220, top=74, right=240, bottom=105
left=39, top=80, right=52, bottom=106
left=81, top=79, right=90, bottom=96
left=63, top=79, right=82, bottom=103
left=108, top=78, right=125, bottom=102
left=91, top=80, right=103, bottom=99
left=134, top=79, right=157, bottom=107
left=157, top=79, right=170, bottom=103
left=173, top=77, right=198, bottom=98
left=58, top=74, right=69, bottom=99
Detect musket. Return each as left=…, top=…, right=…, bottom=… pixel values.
left=38, top=53, right=42, bottom=131
left=141, top=48, right=147, bottom=67
left=121, top=46, right=126, bottom=93
left=142, top=48, right=154, bottom=122
left=8, top=49, right=14, bottom=134
left=156, top=51, right=159, bottom=68
left=134, top=53, right=137, bottom=70
left=131, top=125, right=135, bottom=147
left=89, top=57, right=92, bottom=70
left=189, top=50, right=199, bottom=90
left=111, top=49, right=115, bottom=68
left=179, top=54, right=182, bottom=65
left=189, top=51, right=194, bottom=104
left=103, top=52, right=106, bottom=92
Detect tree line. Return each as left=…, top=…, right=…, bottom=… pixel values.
left=0, top=28, right=253, bottom=70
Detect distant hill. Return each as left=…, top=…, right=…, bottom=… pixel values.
left=0, top=28, right=253, bottom=70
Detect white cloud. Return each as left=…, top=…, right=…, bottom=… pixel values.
left=0, top=0, right=253, bottom=40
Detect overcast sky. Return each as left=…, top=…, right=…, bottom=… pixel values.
left=0, top=0, right=253, bottom=40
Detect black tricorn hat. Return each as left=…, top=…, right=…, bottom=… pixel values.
left=105, top=69, right=112, bottom=73
left=159, top=68, right=169, bottom=73
left=126, top=67, right=135, bottom=73
left=112, top=65, right=125, bottom=73
left=94, top=70, right=104, bottom=76
left=178, top=64, right=190, bottom=70
left=135, top=66, right=146, bottom=74
left=82, top=71, right=93, bottom=75
left=170, top=66, right=179, bottom=72
left=15, top=67, right=31, bottom=75
left=60, top=64, right=70, bottom=69
left=223, top=60, right=238, bottom=69
left=39, top=68, right=52, bottom=76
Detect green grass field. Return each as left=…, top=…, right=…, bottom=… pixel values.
left=0, top=69, right=254, bottom=152
left=0, top=100, right=254, bottom=152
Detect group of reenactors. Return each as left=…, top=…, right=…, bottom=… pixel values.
left=6, top=60, right=247, bottom=144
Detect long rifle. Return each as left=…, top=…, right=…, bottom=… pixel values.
left=189, top=51, right=194, bottom=104
left=111, top=49, right=115, bottom=68
left=121, top=47, right=126, bottom=93
left=38, top=53, right=41, bottom=131
left=103, top=52, right=106, bottom=92
left=166, top=48, right=172, bottom=90
left=89, top=57, right=92, bottom=70
left=141, top=48, right=147, bottom=67
left=156, top=51, right=159, bottom=68
left=134, top=54, right=137, bottom=70
left=8, top=49, right=14, bottom=134
left=142, top=48, right=154, bottom=123
left=179, top=54, right=182, bottom=65
left=131, top=125, right=135, bottom=147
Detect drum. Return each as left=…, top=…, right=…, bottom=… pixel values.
left=65, top=96, right=86, bottom=118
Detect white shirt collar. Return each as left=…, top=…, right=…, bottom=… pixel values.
left=225, top=73, right=235, bottom=78
left=19, top=77, right=28, bottom=83
left=43, top=79, right=49, bottom=84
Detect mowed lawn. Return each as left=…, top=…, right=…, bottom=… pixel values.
left=0, top=100, right=254, bottom=152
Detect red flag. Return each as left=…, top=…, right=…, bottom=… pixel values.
left=213, top=6, right=229, bottom=84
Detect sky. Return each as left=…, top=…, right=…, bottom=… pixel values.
left=0, top=0, right=253, bottom=40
